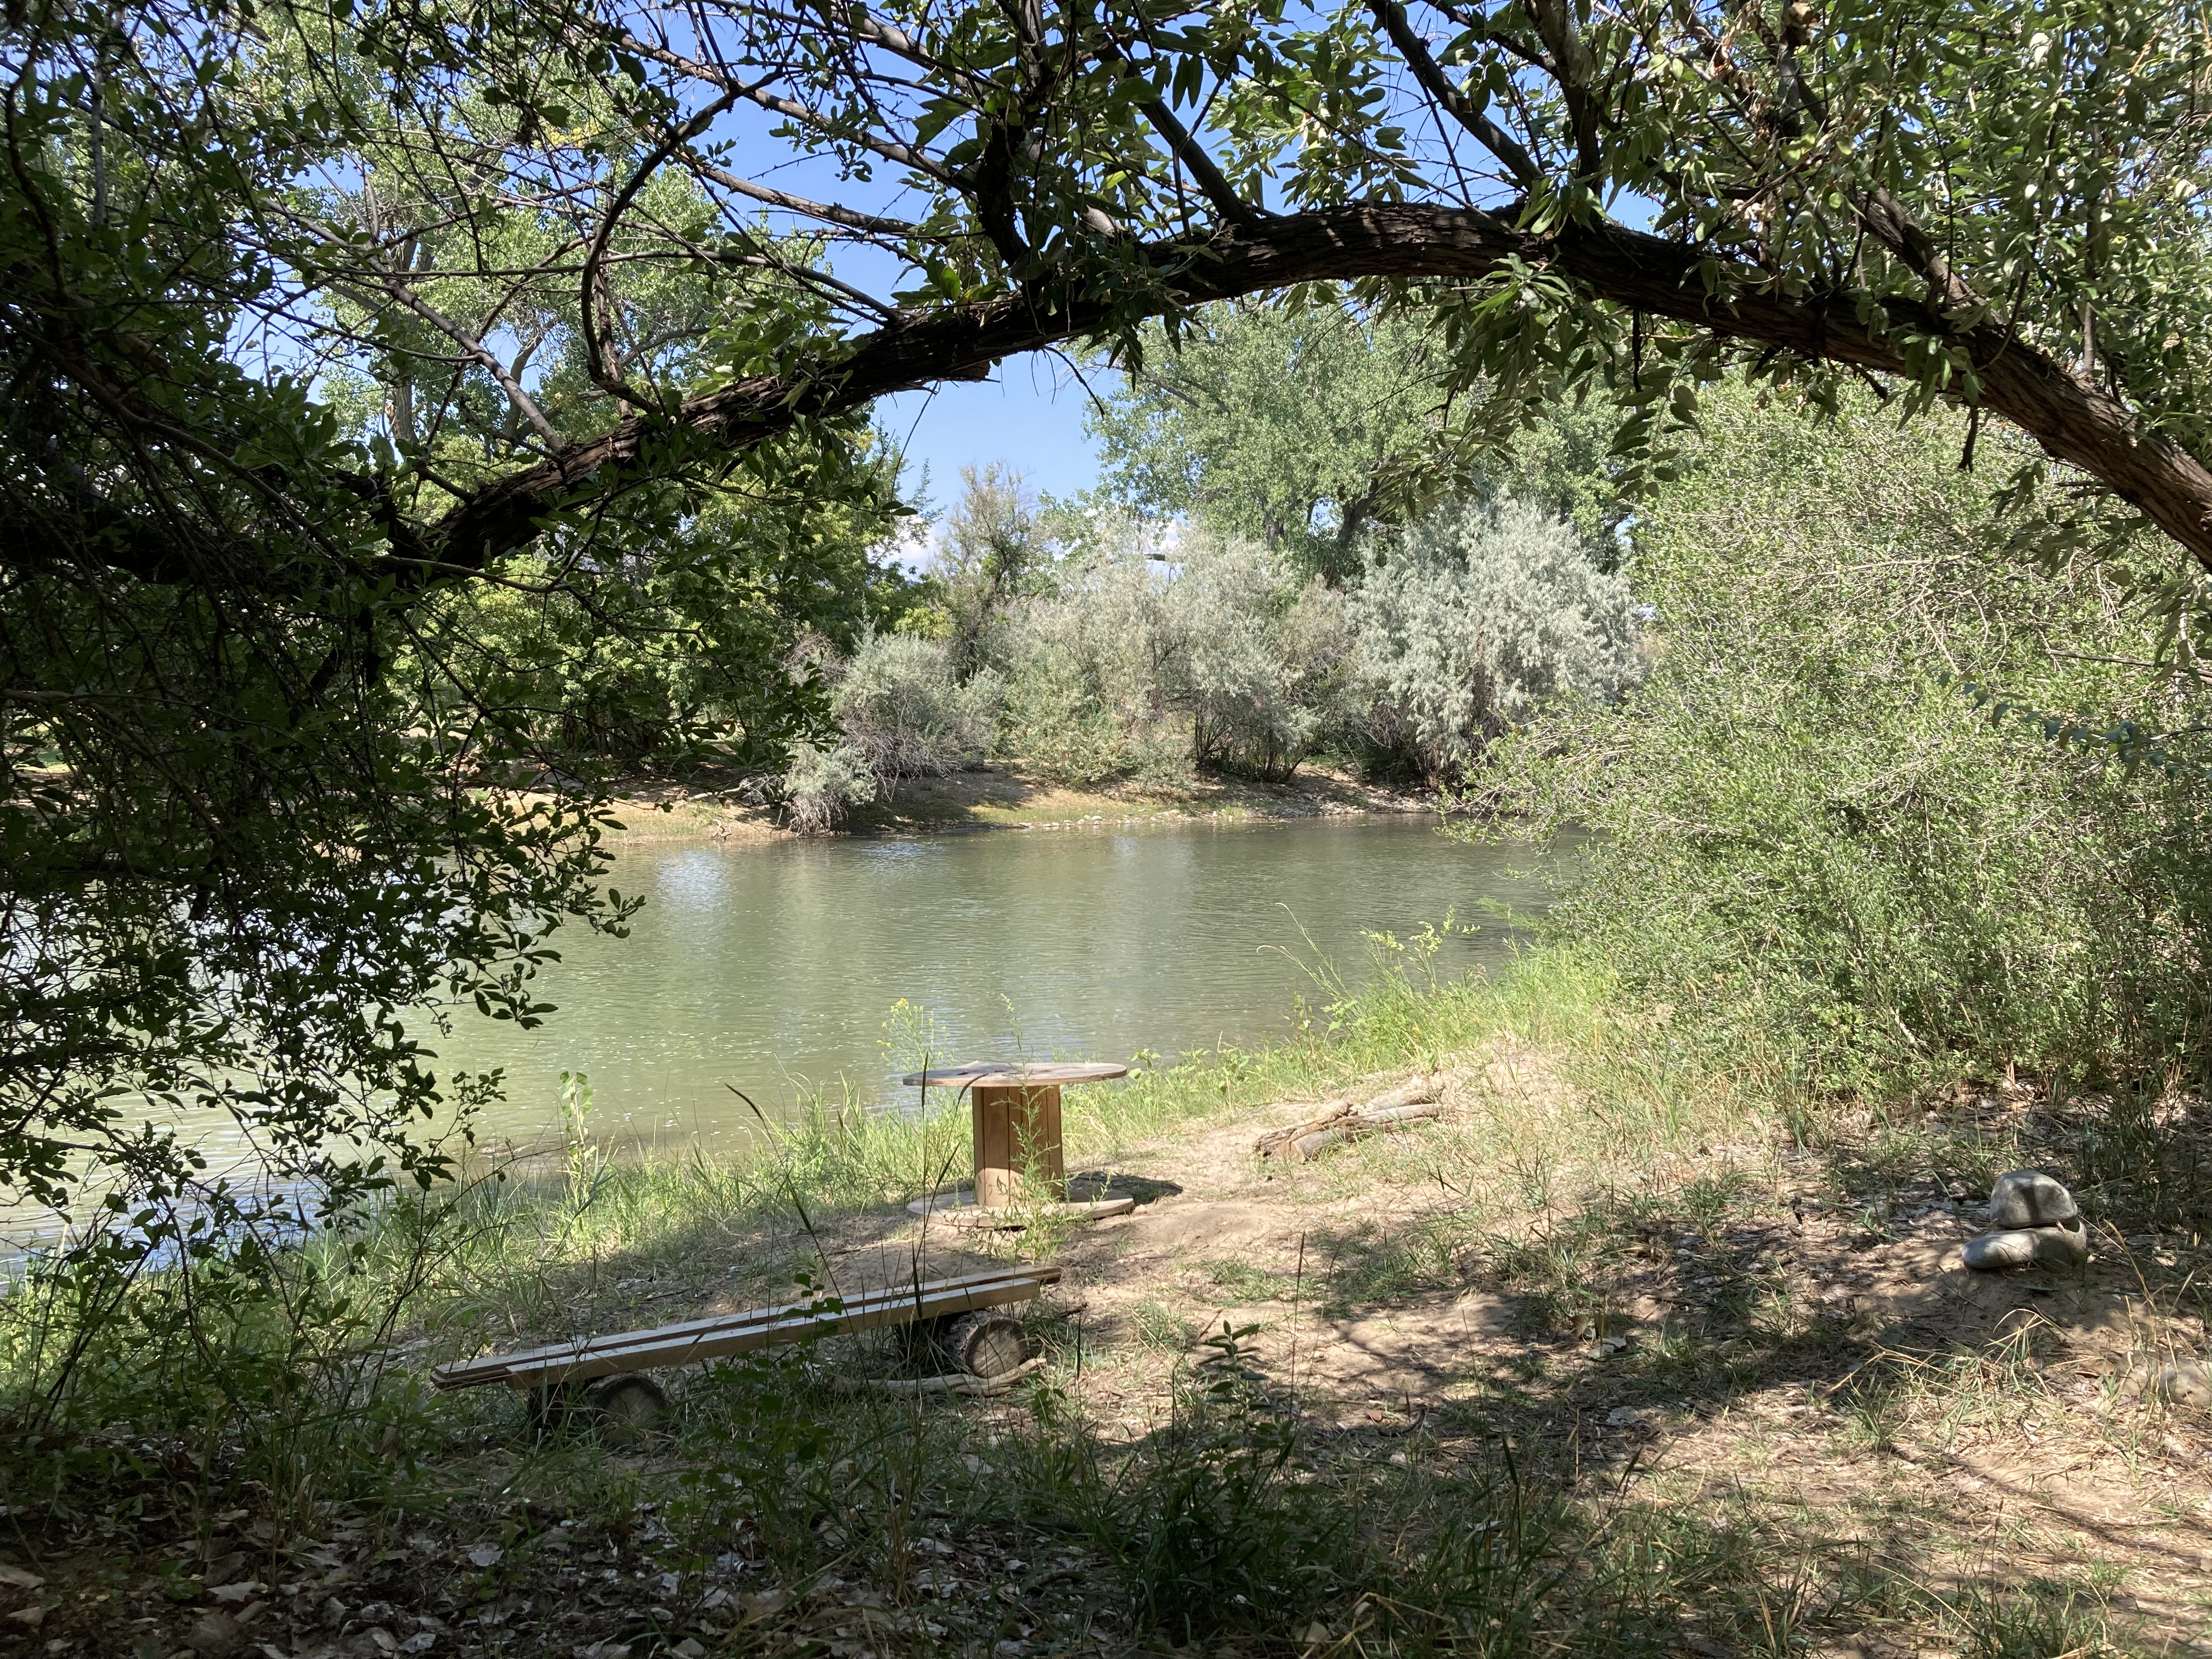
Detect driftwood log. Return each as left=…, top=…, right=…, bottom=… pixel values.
left=1255, top=1076, right=1445, bottom=1161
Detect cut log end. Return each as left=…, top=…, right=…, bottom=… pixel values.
left=586, top=1372, right=669, bottom=1429
left=941, top=1310, right=1031, bottom=1378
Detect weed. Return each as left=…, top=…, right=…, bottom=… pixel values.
left=1130, top=1299, right=1199, bottom=1353
left=1205, top=1259, right=1294, bottom=1301
left=1944, top=1579, right=2137, bottom=1659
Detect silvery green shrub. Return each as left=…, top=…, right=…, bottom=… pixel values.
left=832, top=631, right=1003, bottom=792
left=1491, top=385, right=2212, bottom=1101
left=1348, top=500, right=1638, bottom=779
left=995, top=529, right=1190, bottom=785
left=780, top=739, right=877, bottom=834
left=1169, top=534, right=1359, bottom=781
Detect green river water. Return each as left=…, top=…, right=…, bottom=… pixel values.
left=435, top=813, right=1549, bottom=1152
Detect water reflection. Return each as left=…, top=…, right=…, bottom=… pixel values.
left=432, top=814, right=1546, bottom=1150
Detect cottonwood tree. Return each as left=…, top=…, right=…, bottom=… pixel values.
left=1, top=0, right=904, bottom=1256
left=1092, top=303, right=1477, bottom=579
left=354, top=0, right=2212, bottom=579
left=1090, top=296, right=1627, bottom=578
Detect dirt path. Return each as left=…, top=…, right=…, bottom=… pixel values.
left=794, top=1053, right=2212, bottom=1652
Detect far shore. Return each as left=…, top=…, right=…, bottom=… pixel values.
left=594, top=759, right=1435, bottom=844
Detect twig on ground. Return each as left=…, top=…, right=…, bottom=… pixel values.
left=1256, top=1076, right=1446, bottom=1161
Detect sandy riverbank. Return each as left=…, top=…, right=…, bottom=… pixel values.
left=596, top=760, right=1432, bottom=843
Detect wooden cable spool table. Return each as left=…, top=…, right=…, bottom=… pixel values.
left=902, top=1060, right=1132, bottom=1220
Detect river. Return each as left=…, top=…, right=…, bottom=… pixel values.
left=433, top=814, right=1547, bottom=1152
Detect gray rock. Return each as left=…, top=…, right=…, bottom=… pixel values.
left=1987, top=1169, right=2079, bottom=1228
left=2151, top=1362, right=2212, bottom=1409
left=1961, top=1216, right=2089, bottom=1272
left=2035, top=1215, right=2090, bottom=1264
left=1962, top=1229, right=2036, bottom=1270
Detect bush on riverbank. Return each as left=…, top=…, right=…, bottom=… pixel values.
left=804, top=494, right=1636, bottom=812
left=1489, top=388, right=2212, bottom=1109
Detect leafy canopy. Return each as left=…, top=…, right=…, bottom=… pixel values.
left=1091, top=295, right=1626, bottom=579
left=0, top=0, right=906, bottom=1263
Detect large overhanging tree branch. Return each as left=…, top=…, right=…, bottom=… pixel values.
left=332, top=0, right=2211, bottom=580
left=427, top=199, right=2212, bottom=572
left=20, top=0, right=2206, bottom=588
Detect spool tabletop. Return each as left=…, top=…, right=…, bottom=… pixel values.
left=901, top=1061, right=1128, bottom=1090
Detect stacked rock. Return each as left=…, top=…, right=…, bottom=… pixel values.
left=1961, top=1169, right=2090, bottom=1271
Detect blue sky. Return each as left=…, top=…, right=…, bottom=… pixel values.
left=875, top=356, right=1107, bottom=512
left=692, top=103, right=1115, bottom=519
left=689, top=53, right=1664, bottom=546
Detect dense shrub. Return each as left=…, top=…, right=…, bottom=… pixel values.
left=815, top=482, right=1638, bottom=797
left=1173, top=536, right=1359, bottom=781
left=832, top=632, right=1002, bottom=791
left=1348, top=499, right=1638, bottom=781
left=1493, top=387, right=2212, bottom=1097
left=995, top=539, right=1187, bottom=785
left=779, top=739, right=876, bottom=833
left=989, top=532, right=1366, bottom=785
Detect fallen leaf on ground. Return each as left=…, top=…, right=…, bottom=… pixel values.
left=185, top=1609, right=241, bottom=1655
left=737, top=1588, right=788, bottom=1619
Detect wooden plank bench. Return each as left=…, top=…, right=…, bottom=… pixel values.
left=431, top=1265, right=1062, bottom=1398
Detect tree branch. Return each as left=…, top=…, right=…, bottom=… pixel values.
left=329, top=262, right=565, bottom=449
left=420, top=202, right=2212, bottom=575
left=611, top=31, right=960, bottom=187
left=1526, top=0, right=1602, bottom=178
left=1366, top=0, right=1538, bottom=188
left=1095, top=42, right=1265, bottom=223
left=682, top=152, right=921, bottom=236
left=582, top=91, right=740, bottom=410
